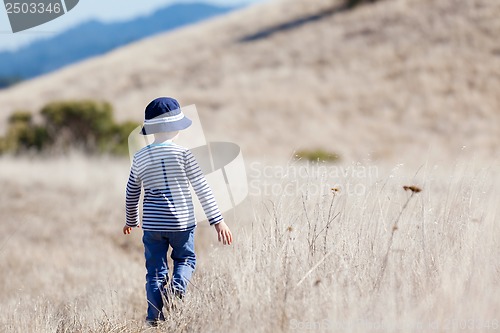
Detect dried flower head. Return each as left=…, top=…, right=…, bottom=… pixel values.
left=403, top=185, right=422, bottom=193
left=331, top=187, right=340, bottom=193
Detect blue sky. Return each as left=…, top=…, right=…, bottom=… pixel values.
left=0, top=0, right=267, bottom=52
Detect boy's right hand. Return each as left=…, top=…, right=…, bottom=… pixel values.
left=123, top=225, right=133, bottom=235
left=123, top=224, right=139, bottom=235
left=214, top=221, right=233, bottom=245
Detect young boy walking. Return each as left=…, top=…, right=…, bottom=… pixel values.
left=123, top=97, right=233, bottom=325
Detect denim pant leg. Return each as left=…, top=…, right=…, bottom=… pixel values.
left=168, top=228, right=196, bottom=294
left=143, top=231, right=169, bottom=321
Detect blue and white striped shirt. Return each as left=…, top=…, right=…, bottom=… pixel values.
left=126, top=142, right=223, bottom=231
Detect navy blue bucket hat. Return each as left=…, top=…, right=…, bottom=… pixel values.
left=140, top=97, right=192, bottom=135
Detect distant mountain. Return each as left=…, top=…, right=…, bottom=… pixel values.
left=0, top=3, right=235, bottom=83
left=1, top=0, right=498, bottom=162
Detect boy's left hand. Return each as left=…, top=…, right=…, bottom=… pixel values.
left=214, top=221, right=233, bottom=245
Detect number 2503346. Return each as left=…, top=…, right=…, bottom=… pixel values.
left=5, top=2, right=62, bottom=14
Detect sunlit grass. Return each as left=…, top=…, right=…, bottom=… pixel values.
left=0, top=155, right=498, bottom=332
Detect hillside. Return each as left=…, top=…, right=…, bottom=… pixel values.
left=0, top=3, right=234, bottom=82
left=0, top=0, right=498, bottom=163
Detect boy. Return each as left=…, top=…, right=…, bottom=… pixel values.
left=123, top=97, right=233, bottom=325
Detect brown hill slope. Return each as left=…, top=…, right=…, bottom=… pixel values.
left=0, top=0, right=499, bottom=162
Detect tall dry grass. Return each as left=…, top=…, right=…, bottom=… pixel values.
left=0, top=155, right=498, bottom=332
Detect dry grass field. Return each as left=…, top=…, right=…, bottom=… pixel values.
left=0, top=155, right=498, bottom=332
left=1, top=0, right=499, bottom=331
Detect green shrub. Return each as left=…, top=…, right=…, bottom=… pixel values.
left=41, top=100, right=115, bottom=151
left=0, top=100, right=140, bottom=155
left=8, top=110, right=32, bottom=124
left=295, top=149, right=341, bottom=163
left=1, top=110, right=47, bottom=152
left=107, top=121, right=141, bottom=155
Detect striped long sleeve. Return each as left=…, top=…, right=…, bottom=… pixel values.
left=125, top=160, right=141, bottom=227
left=184, top=150, right=223, bottom=225
left=125, top=143, right=223, bottom=231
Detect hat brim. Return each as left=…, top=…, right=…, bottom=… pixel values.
left=140, top=117, right=192, bottom=135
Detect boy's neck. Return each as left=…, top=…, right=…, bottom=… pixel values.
left=153, top=131, right=179, bottom=144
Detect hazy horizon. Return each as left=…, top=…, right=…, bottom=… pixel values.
left=0, top=0, right=268, bottom=52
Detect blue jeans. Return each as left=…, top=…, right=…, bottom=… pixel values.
left=143, top=229, right=196, bottom=321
